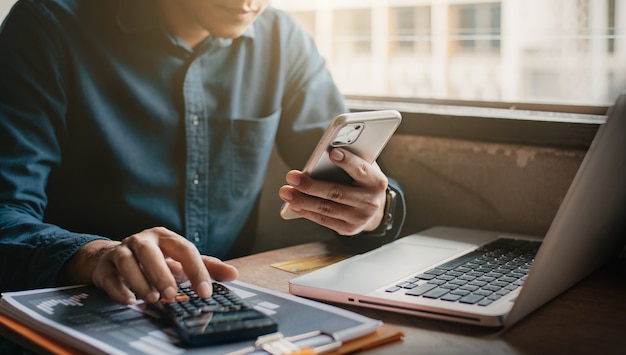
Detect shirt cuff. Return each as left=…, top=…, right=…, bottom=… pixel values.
left=335, top=178, right=406, bottom=252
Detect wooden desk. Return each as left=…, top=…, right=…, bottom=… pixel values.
left=1, top=240, right=624, bottom=354
left=228, top=240, right=626, bottom=355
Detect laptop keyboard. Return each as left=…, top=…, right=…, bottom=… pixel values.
left=385, top=238, right=541, bottom=306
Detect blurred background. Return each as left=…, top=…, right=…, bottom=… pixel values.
left=273, top=0, right=624, bottom=106
left=1, top=0, right=623, bottom=106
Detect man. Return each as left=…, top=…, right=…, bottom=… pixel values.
left=0, top=0, right=404, bottom=308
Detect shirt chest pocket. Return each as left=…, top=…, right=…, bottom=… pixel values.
left=227, top=109, right=281, bottom=199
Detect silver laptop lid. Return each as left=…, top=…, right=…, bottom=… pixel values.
left=504, top=93, right=626, bottom=327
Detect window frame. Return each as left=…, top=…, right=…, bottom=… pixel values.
left=346, top=95, right=607, bottom=150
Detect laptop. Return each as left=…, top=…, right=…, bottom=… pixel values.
left=289, top=93, right=626, bottom=328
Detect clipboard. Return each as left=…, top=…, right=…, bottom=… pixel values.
left=0, top=312, right=403, bottom=355
left=226, top=324, right=404, bottom=355
left=0, top=312, right=85, bottom=355
left=0, top=282, right=404, bottom=354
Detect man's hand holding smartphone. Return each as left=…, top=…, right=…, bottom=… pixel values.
left=279, top=148, right=390, bottom=236
left=278, top=110, right=401, bottom=236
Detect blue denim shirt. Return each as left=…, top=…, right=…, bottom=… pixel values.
left=0, top=0, right=349, bottom=291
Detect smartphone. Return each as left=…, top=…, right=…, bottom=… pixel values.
left=280, top=110, right=402, bottom=220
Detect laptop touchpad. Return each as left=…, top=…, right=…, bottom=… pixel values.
left=358, top=243, right=459, bottom=268
left=290, top=235, right=479, bottom=294
left=332, top=242, right=472, bottom=293
left=355, top=243, right=463, bottom=277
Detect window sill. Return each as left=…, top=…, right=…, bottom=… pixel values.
left=346, top=96, right=607, bottom=149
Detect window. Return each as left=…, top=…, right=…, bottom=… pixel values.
left=333, top=8, right=372, bottom=55
left=2, top=0, right=623, bottom=107
left=274, top=0, right=625, bottom=106
left=389, top=6, right=431, bottom=56
left=451, top=3, right=501, bottom=53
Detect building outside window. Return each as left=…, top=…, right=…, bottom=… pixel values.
left=334, top=8, right=372, bottom=55
left=390, top=6, right=431, bottom=56
left=274, top=0, right=625, bottom=106
left=451, top=2, right=501, bottom=53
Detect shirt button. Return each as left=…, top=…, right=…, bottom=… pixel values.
left=192, top=174, right=200, bottom=185
left=192, top=232, right=200, bottom=243
left=190, top=114, right=200, bottom=126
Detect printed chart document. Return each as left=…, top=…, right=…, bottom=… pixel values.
left=0, top=281, right=400, bottom=354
